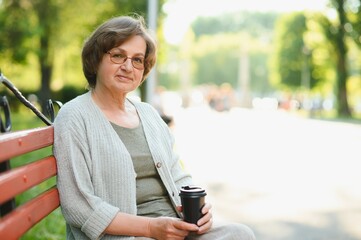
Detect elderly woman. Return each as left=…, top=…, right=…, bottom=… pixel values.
left=53, top=15, right=256, bottom=240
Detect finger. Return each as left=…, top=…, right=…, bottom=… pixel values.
left=201, top=203, right=212, bottom=214
left=176, top=205, right=183, bottom=212
left=174, top=220, right=199, bottom=232
left=197, top=210, right=212, bottom=227
left=197, top=217, right=213, bottom=234
left=170, top=228, right=191, bottom=239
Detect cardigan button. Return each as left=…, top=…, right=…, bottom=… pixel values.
left=156, top=162, right=162, bottom=168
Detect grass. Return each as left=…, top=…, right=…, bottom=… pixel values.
left=3, top=109, right=66, bottom=240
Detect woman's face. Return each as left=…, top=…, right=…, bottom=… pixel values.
left=96, top=35, right=146, bottom=95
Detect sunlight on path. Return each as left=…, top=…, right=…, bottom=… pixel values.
left=172, top=106, right=361, bottom=240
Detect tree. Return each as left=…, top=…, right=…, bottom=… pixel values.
left=191, top=11, right=278, bottom=39
left=34, top=0, right=64, bottom=112
left=0, top=0, right=77, bottom=111
left=0, top=0, right=166, bottom=111
left=271, top=5, right=361, bottom=117
left=185, top=12, right=277, bottom=94
left=270, top=13, right=309, bottom=90
left=346, top=0, right=361, bottom=48
left=318, top=0, right=361, bottom=117
left=328, top=0, right=352, bottom=116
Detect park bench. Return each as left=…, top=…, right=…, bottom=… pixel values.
left=0, top=72, right=62, bottom=239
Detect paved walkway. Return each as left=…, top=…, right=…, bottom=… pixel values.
left=172, top=106, right=361, bottom=240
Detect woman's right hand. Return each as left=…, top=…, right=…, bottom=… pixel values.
left=148, top=217, right=199, bottom=240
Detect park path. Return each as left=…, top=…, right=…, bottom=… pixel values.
left=172, top=106, right=361, bottom=240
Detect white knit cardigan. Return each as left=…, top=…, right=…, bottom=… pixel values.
left=53, top=92, right=192, bottom=240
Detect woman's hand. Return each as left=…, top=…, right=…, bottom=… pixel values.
left=148, top=217, right=199, bottom=240
left=176, top=203, right=213, bottom=235
left=196, top=203, right=213, bottom=234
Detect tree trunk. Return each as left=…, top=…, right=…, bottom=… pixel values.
left=335, top=0, right=352, bottom=117
left=34, top=0, right=54, bottom=114
left=39, top=62, right=52, bottom=114
left=37, top=28, right=53, bottom=114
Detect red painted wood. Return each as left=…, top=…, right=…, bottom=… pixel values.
left=0, top=125, right=60, bottom=238
left=0, top=187, right=60, bottom=239
left=0, top=156, right=57, bottom=204
left=0, top=126, right=54, bottom=163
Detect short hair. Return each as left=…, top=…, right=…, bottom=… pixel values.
left=81, top=15, right=157, bottom=88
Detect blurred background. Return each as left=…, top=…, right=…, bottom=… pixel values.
left=0, top=0, right=360, bottom=239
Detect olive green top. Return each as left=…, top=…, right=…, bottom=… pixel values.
left=111, top=121, right=177, bottom=218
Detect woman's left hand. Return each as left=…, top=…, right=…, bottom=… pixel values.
left=196, top=202, right=213, bottom=234
left=177, top=202, right=213, bottom=235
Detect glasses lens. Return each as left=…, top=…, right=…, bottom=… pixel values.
left=132, top=58, right=144, bottom=70
left=108, top=52, right=144, bottom=70
left=110, top=53, right=125, bottom=64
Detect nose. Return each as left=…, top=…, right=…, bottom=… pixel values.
left=121, top=58, right=133, bottom=71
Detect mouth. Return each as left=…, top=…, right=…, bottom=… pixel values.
left=116, top=74, right=133, bottom=82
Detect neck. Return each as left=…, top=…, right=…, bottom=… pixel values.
left=91, top=88, right=127, bottom=112
left=91, top=89, right=138, bottom=127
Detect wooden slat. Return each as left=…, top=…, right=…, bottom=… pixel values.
left=0, top=156, right=57, bottom=204
left=0, top=187, right=60, bottom=240
left=0, top=126, right=54, bottom=163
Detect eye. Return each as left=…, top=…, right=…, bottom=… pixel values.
left=133, top=57, right=144, bottom=64
left=112, top=53, right=125, bottom=59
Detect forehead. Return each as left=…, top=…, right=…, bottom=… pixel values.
left=114, top=35, right=146, bottom=55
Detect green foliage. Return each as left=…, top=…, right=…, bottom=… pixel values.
left=191, top=33, right=240, bottom=87
left=346, top=0, right=361, bottom=47
left=271, top=12, right=308, bottom=89
left=1, top=0, right=360, bottom=115
left=191, top=11, right=278, bottom=39
left=194, top=49, right=239, bottom=87
left=249, top=51, right=272, bottom=95
left=10, top=111, right=46, bottom=131
left=0, top=1, right=167, bottom=237
left=0, top=0, right=166, bottom=105
left=158, top=65, right=182, bottom=90
left=21, top=209, right=65, bottom=240
left=184, top=4, right=361, bottom=116
left=53, top=85, right=88, bottom=104
left=0, top=1, right=35, bottom=63
left=322, top=0, right=356, bottom=116
left=187, top=13, right=276, bottom=95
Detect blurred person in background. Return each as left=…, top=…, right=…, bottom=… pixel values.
left=53, top=15, right=255, bottom=240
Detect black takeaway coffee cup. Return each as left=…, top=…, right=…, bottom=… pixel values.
left=179, top=186, right=207, bottom=225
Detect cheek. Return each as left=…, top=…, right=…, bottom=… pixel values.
left=136, top=71, right=145, bottom=82
left=98, top=62, right=116, bottom=77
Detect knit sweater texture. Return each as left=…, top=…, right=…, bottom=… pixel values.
left=53, top=92, right=192, bottom=240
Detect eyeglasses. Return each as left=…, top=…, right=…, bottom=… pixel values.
left=106, top=51, right=145, bottom=70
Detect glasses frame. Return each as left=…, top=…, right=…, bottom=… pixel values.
left=106, top=51, right=145, bottom=70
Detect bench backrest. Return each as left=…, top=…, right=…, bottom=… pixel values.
left=0, top=126, right=59, bottom=239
